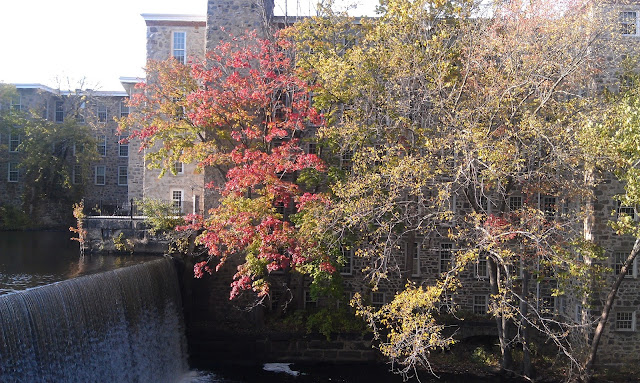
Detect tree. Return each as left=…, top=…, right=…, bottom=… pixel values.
left=289, top=0, right=619, bottom=379
left=120, top=32, right=329, bottom=300
left=580, top=71, right=640, bottom=382
left=0, top=83, right=98, bottom=227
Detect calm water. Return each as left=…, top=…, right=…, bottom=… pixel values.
left=0, top=230, right=160, bottom=294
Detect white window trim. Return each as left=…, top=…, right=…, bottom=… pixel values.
left=118, top=136, right=129, bottom=157
left=72, top=165, right=82, bottom=185
left=120, top=100, right=130, bottom=117
left=173, top=161, right=184, bottom=175
left=621, top=11, right=640, bottom=36
left=55, top=100, right=64, bottom=123
left=476, top=255, right=489, bottom=280
left=439, top=243, right=454, bottom=273
left=615, top=310, right=636, bottom=332
left=371, top=291, right=385, bottom=307
left=172, top=31, right=187, bottom=64
left=473, top=295, right=488, bottom=315
left=613, top=251, right=638, bottom=279
left=171, top=189, right=184, bottom=214
left=97, top=103, right=108, bottom=123
left=117, top=166, right=128, bottom=186
left=97, top=135, right=107, bottom=156
left=8, top=133, right=20, bottom=152
left=340, top=246, right=354, bottom=275
left=94, top=165, right=106, bottom=185
left=11, top=95, right=21, bottom=112
left=7, top=162, right=18, bottom=182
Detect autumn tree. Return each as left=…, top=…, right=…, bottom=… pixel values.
left=0, top=83, right=98, bottom=228
left=289, top=0, right=620, bottom=379
left=120, top=32, right=329, bottom=300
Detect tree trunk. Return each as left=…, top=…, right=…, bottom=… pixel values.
left=583, top=237, right=640, bottom=381
left=489, top=256, right=513, bottom=371
left=521, top=266, right=532, bottom=379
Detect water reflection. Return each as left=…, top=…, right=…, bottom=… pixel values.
left=0, top=231, right=160, bottom=294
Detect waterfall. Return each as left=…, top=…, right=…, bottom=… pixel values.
left=0, top=257, right=189, bottom=383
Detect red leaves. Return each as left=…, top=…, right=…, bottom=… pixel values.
left=128, top=31, right=330, bottom=299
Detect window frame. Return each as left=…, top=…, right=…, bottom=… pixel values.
left=615, top=310, right=636, bottom=332
left=117, top=166, right=128, bottom=186
left=97, top=135, right=107, bottom=156
left=118, top=136, right=129, bottom=157
left=476, top=254, right=489, bottom=279
left=371, top=292, right=385, bottom=308
left=94, top=165, right=106, bottom=185
left=171, top=189, right=184, bottom=214
left=473, top=295, right=488, bottom=315
left=613, top=250, right=638, bottom=278
left=7, top=162, right=18, bottom=182
left=120, top=100, right=130, bottom=117
left=72, top=164, right=82, bottom=185
left=439, top=243, right=454, bottom=273
left=620, top=11, right=639, bottom=36
left=339, top=246, right=354, bottom=275
left=9, top=133, right=20, bottom=152
left=97, top=103, right=108, bottom=123
left=55, top=100, right=64, bottom=123
left=172, top=31, right=187, bottom=64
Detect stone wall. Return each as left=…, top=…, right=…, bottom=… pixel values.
left=83, top=217, right=169, bottom=253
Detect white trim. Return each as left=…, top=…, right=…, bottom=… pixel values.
left=7, top=162, right=18, bottom=182
left=141, top=13, right=206, bottom=22
left=117, top=166, right=128, bottom=186
left=94, top=165, right=106, bottom=185
left=615, top=310, right=636, bottom=332
left=172, top=31, right=187, bottom=64
left=171, top=189, right=184, bottom=214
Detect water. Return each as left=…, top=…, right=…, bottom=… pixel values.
left=0, top=231, right=159, bottom=294
left=0, top=257, right=188, bottom=382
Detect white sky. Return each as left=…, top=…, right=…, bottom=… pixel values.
left=0, top=0, right=377, bottom=91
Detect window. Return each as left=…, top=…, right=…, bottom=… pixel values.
left=439, top=243, right=454, bottom=273
left=307, top=142, right=317, bottom=155
left=473, top=295, right=488, bottom=315
left=617, top=201, right=636, bottom=220
left=75, top=101, right=85, bottom=123
left=476, top=254, right=488, bottom=279
left=97, top=135, right=106, bottom=156
left=613, top=251, right=637, bottom=278
left=11, top=95, right=21, bottom=112
left=615, top=311, right=636, bottom=331
left=173, top=161, right=184, bottom=175
left=120, top=100, right=129, bottom=117
left=7, top=162, right=18, bottom=182
left=540, top=296, right=556, bottom=318
left=172, top=190, right=184, bottom=214
left=371, top=292, right=385, bottom=308
left=94, top=166, right=105, bottom=185
left=55, top=100, right=64, bottom=122
left=340, top=246, right=353, bottom=275
left=304, top=290, right=317, bottom=309
left=9, top=133, right=20, bottom=152
left=509, top=196, right=522, bottom=211
left=118, top=166, right=128, bottom=186
left=575, top=304, right=583, bottom=323
left=72, top=165, right=82, bottom=185
left=119, top=136, right=129, bottom=157
left=172, top=31, right=186, bottom=64
left=543, top=196, right=557, bottom=220
left=341, top=150, right=353, bottom=172
left=97, top=103, right=108, bottom=122
left=407, top=242, right=420, bottom=277
left=621, top=11, right=638, bottom=35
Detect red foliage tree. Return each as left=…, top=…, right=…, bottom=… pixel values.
left=121, top=31, right=329, bottom=299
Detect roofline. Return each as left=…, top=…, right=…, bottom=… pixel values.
left=141, top=13, right=206, bottom=22
left=119, top=76, right=145, bottom=84
left=13, top=83, right=57, bottom=93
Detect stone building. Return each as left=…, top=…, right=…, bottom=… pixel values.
left=0, top=84, right=129, bottom=217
